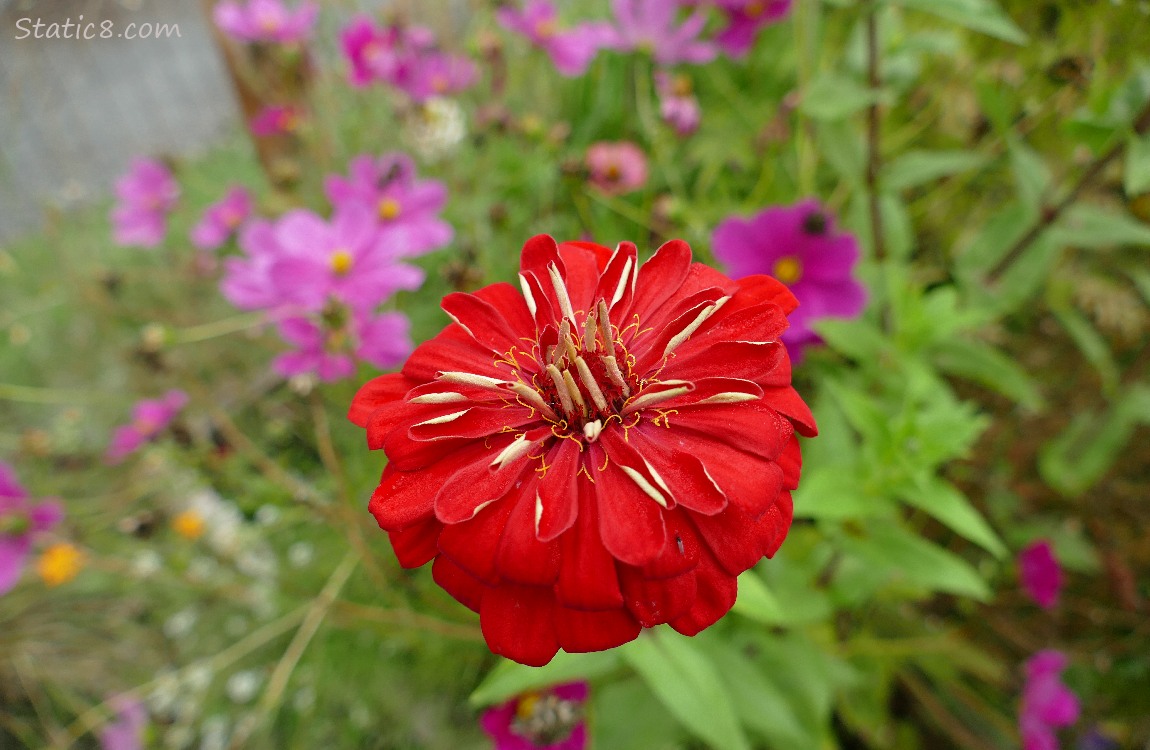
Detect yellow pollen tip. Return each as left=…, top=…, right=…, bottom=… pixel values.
left=378, top=198, right=402, bottom=221
left=37, top=543, right=84, bottom=587
left=330, top=250, right=354, bottom=275
left=432, top=75, right=449, bottom=92
left=515, top=693, right=541, bottom=721
left=772, top=255, right=802, bottom=285
left=172, top=510, right=206, bottom=540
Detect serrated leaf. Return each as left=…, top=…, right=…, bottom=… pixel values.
left=623, top=630, right=752, bottom=750
left=930, top=337, right=1045, bottom=409
left=801, top=73, right=883, bottom=121
left=1049, top=203, right=1150, bottom=249
left=1126, top=132, right=1150, bottom=196
left=887, top=0, right=1027, bottom=44
left=884, top=150, right=990, bottom=191
left=842, top=524, right=991, bottom=600
left=898, top=477, right=1007, bottom=557
left=469, top=650, right=620, bottom=707
left=814, top=317, right=887, bottom=360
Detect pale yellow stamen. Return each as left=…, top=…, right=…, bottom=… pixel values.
left=378, top=198, right=401, bottom=221
left=330, top=249, right=354, bottom=276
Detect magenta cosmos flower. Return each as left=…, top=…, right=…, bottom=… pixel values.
left=654, top=71, right=701, bottom=136
left=601, top=0, right=717, bottom=66
left=213, top=0, right=318, bottom=44
left=99, top=696, right=147, bottom=750
left=191, top=186, right=253, bottom=251
left=274, top=309, right=412, bottom=382
left=497, top=1, right=615, bottom=77
left=266, top=205, right=426, bottom=313
left=400, top=51, right=479, bottom=103
left=250, top=104, right=303, bottom=137
left=585, top=142, right=649, bottom=196
left=1021, top=651, right=1080, bottom=750
left=341, top=15, right=432, bottom=87
left=106, top=390, right=189, bottom=464
left=481, top=682, right=588, bottom=750
left=325, top=152, right=454, bottom=258
left=712, top=0, right=792, bottom=58
left=349, top=236, right=815, bottom=666
left=712, top=199, right=866, bottom=361
left=0, top=461, right=64, bottom=595
left=1019, top=539, right=1063, bottom=610
left=110, top=158, right=179, bottom=249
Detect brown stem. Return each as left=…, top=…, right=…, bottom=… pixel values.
left=986, top=99, right=1150, bottom=283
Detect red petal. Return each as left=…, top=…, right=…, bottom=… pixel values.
left=679, top=437, right=789, bottom=519
left=672, top=302, right=789, bottom=361
left=369, top=462, right=446, bottom=530
left=591, top=439, right=668, bottom=566
left=669, top=546, right=737, bottom=636
left=403, top=326, right=509, bottom=382
left=738, top=273, right=798, bottom=314
left=776, top=435, right=802, bottom=490
left=536, top=439, right=582, bottom=542
left=349, top=372, right=409, bottom=428
left=557, top=483, right=624, bottom=610
left=591, top=241, right=638, bottom=314
left=761, top=491, right=793, bottom=558
left=558, top=241, right=614, bottom=312
left=636, top=507, right=701, bottom=579
left=496, top=491, right=560, bottom=585
left=388, top=516, right=442, bottom=568
left=620, top=567, right=698, bottom=627
left=762, top=385, right=818, bottom=437
left=628, top=240, right=693, bottom=323
left=432, top=555, right=485, bottom=613
left=472, top=280, right=536, bottom=340
left=672, top=401, right=794, bottom=461
left=664, top=341, right=786, bottom=384
left=554, top=605, right=641, bottom=653
left=481, top=583, right=560, bottom=667
left=519, top=234, right=563, bottom=278
left=434, top=435, right=535, bottom=524
left=437, top=495, right=514, bottom=583
left=690, top=504, right=780, bottom=577
left=625, top=427, right=726, bottom=516
left=409, top=406, right=536, bottom=442
left=440, top=288, right=526, bottom=355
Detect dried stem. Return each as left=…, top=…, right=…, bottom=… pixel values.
left=986, top=98, right=1150, bottom=283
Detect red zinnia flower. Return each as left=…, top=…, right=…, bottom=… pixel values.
left=349, top=236, right=816, bottom=666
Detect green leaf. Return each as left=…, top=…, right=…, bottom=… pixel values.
left=813, top=317, right=887, bottom=361
left=886, top=0, right=1028, bottom=44
left=1126, top=132, right=1150, bottom=196
left=1007, top=137, right=1053, bottom=211
left=883, top=150, right=990, bottom=192
left=1052, top=306, right=1120, bottom=396
left=732, top=569, right=786, bottom=625
left=591, top=678, right=685, bottom=750
left=954, top=202, right=1035, bottom=276
left=468, top=651, right=620, bottom=707
left=898, top=477, right=1007, bottom=557
left=841, top=524, right=992, bottom=600
left=930, top=337, right=1045, bottom=410
left=816, top=120, right=866, bottom=185
left=794, top=467, right=890, bottom=520
left=801, top=73, right=883, bottom=121
left=881, top=192, right=915, bottom=259
left=622, top=630, right=752, bottom=750
left=1049, top=204, right=1150, bottom=249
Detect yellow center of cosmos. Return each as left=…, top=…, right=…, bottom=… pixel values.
left=330, top=250, right=354, bottom=275
left=378, top=198, right=402, bottom=221
left=172, top=510, right=206, bottom=540
left=515, top=693, right=541, bottom=721
left=772, top=255, right=802, bottom=284
left=38, top=543, right=84, bottom=587
left=746, top=1, right=766, bottom=18
left=534, top=19, right=557, bottom=38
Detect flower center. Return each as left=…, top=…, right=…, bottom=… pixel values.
left=330, top=249, right=354, bottom=276
left=746, top=1, right=766, bottom=18
left=604, top=163, right=622, bottom=182
left=37, top=542, right=84, bottom=587
left=510, top=693, right=581, bottom=746
left=772, top=255, right=802, bottom=284
left=802, top=210, right=828, bottom=235
left=432, top=74, right=449, bottom=92
left=533, top=18, right=557, bottom=39
left=172, top=510, right=205, bottom=540
left=378, top=198, right=402, bottom=221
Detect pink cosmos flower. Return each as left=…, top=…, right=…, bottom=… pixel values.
left=266, top=205, right=426, bottom=313
left=340, top=16, right=437, bottom=88
left=106, top=391, right=189, bottom=464
left=585, top=141, right=649, bottom=195
left=99, top=696, right=147, bottom=750
left=0, top=461, right=64, bottom=595
left=497, top=1, right=616, bottom=77
left=213, top=0, right=318, bottom=44
left=191, top=186, right=253, bottom=251
left=250, top=104, right=303, bottom=137
left=654, top=70, right=701, bottom=136
left=273, top=309, right=412, bottom=382
left=110, top=158, right=179, bottom=249
left=1021, top=651, right=1080, bottom=750
left=711, top=199, right=867, bottom=361
left=221, top=218, right=295, bottom=311
left=1020, top=540, right=1063, bottom=610
left=601, top=0, right=717, bottom=66
left=400, top=51, right=479, bottom=103
left=324, top=152, right=454, bottom=258
left=712, top=0, right=792, bottom=58
left=481, top=682, right=588, bottom=750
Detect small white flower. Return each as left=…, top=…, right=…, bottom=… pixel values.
left=292, top=685, right=316, bottom=713
left=132, top=549, right=163, bottom=578
left=254, top=504, right=281, bottom=526
left=225, top=670, right=262, bottom=704
left=287, top=542, right=314, bottom=568
left=164, top=608, right=199, bottom=640
left=200, top=715, right=230, bottom=750
left=406, top=97, right=467, bottom=162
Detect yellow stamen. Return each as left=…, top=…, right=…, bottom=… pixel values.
left=772, top=256, right=802, bottom=285
left=37, top=543, right=84, bottom=587
left=533, top=19, right=557, bottom=38
left=746, top=1, right=765, bottom=18
left=516, top=693, right=541, bottom=721
left=172, top=510, right=205, bottom=540
left=331, top=250, right=354, bottom=276
left=378, top=198, right=402, bottom=221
